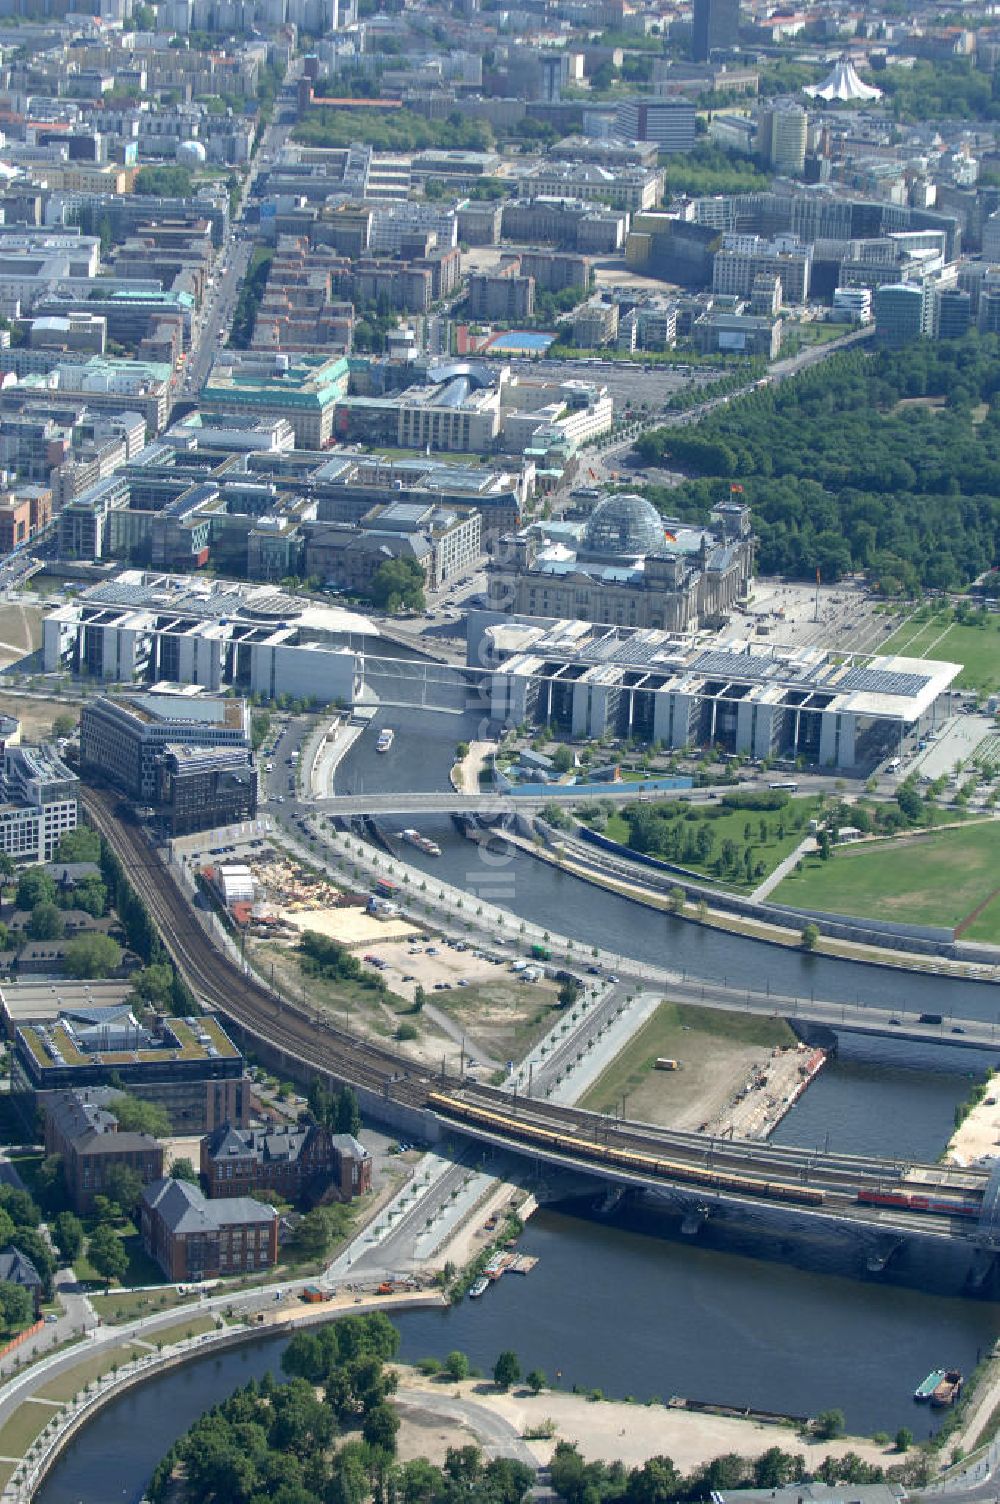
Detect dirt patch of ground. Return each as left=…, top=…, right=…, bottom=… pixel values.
left=396, top=1403, right=477, bottom=1466
left=452, top=741, right=498, bottom=795
left=161, top=1135, right=205, bottom=1173
left=945, top=1077, right=1000, bottom=1166
left=635, top=1040, right=769, bottom=1132
left=430, top=977, right=562, bottom=1071
left=591, top=260, right=680, bottom=296
left=0, top=689, right=72, bottom=739
left=0, top=605, right=42, bottom=669
left=283, top=908, right=419, bottom=948
left=460, top=247, right=507, bottom=275
left=395, top=1371, right=891, bottom=1473
left=250, top=936, right=511, bottom=1072
left=582, top=1003, right=799, bottom=1132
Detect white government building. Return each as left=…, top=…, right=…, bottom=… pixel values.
left=44, top=571, right=372, bottom=706
left=471, top=615, right=959, bottom=770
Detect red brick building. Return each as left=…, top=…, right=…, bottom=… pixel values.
left=140, top=1177, right=278, bottom=1282
left=44, top=1089, right=164, bottom=1214
left=200, top=1121, right=371, bottom=1204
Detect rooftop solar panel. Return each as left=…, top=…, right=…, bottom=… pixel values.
left=835, top=667, right=928, bottom=697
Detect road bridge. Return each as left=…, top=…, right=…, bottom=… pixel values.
left=309, top=785, right=716, bottom=816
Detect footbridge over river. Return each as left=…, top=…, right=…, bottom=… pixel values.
left=427, top=1084, right=1000, bottom=1253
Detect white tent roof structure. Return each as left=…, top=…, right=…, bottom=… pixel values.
left=804, top=56, right=883, bottom=102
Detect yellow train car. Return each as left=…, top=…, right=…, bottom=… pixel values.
left=428, top=1093, right=825, bottom=1209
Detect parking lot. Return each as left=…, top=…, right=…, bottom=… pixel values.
left=351, top=934, right=520, bottom=1002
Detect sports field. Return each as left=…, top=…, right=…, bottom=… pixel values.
left=880, top=613, right=1000, bottom=695
left=772, top=820, right=1000, bottom=940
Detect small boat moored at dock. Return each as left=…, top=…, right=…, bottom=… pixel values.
left=914, top=1369, right=946, bottom=1402
left=469, top=1277, right=489, bottom=1299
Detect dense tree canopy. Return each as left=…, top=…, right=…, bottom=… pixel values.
left=0, top=1279, right=33, bottom=1332
left=52, top=1210, right=84, bottom=1262
left=26, top=902, right=64, bottom=941
left=134, top=165, right=194, bottom=197
left=877, top=59, right=1000, bottom=123
left=149, top=1306, right=907, bottom=1504
left=294, top=108, right=493, bottom=154
left=306, top=1078, right=361, bottom=1136
left=59, top=875, right=108, bottom=918
left=282, top=1312, right=400, bottom=1386
left=663, top=142, right=769, bottom=197
left=62, top=933, right=121, bottom=978
left=55, top=826, right=100, bottom=863
left=637, top=336, right=1000, bottom=592
left=109, top=1093, right=172, bottom=1138
left=151, top=1362, right=535, bottom=1504
left=16, top=869, right=56, bottom=911
left=546, top=1438, right=889, bottom=1504
left=87, top=1224, right=128, bottom=1287
left=369, top=556, right=426, bottom=612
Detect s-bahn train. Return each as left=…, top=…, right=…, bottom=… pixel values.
left=428, top=1094, right=984, bottom=1222
left=427, top=1091, right=825, bottom=1208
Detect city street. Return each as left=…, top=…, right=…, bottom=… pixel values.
left=174, top=65, right=301, bottom=415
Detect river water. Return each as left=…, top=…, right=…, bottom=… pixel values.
left=35, top=695, right=1000, bottom=1502
left=36, top=1034, right=1000, bottom=1504
left=334, top=697, right=1000, bottom=1020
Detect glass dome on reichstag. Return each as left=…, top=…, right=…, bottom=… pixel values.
left=583, top=494, right=666, bottom=558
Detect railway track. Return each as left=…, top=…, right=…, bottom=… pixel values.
left=83, top=788, right=988, bottom=1232
left=427, top=1089, right=987, bottom=1227
left=441, top=1084, right=988, bottom=1197
left=82, top=788, right=431, bottom=1107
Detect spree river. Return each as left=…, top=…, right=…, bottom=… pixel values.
left=36, top=694, right=1000, bottom=1502
left=336, top=698, right=1000, bottom=1021
left=36, top=1034, right=1000, bottom=1504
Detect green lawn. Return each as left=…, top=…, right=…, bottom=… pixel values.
left=964, top=889, right=1000, bottom=944
left=880, top=614, right=1000, bottom=695
left=0, top=1399, right=62, bottom=1458
left=582, top=1001, right=796, bottom=1117
left=35, top=1344, right=147, bottom=1404
left=787, top=321, right=852, bottom=346
left=587, top=795, right=823, bottom=890
left=90, top=1286, right=199, bottom=1325
left=144, top=1314, right=218, bottom=1348
left=772, top=820, right=1000, bottom=936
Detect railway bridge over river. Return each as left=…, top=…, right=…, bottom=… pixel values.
left=83, top=787, right=1000, bottom=1284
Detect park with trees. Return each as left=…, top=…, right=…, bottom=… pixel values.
left=636, top=336, right=1000, bottom=594
left=147, top=1313, right=915, bottom=1504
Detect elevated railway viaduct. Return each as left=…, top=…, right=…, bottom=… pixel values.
left=83, top=788, right=1000, bottom=1272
